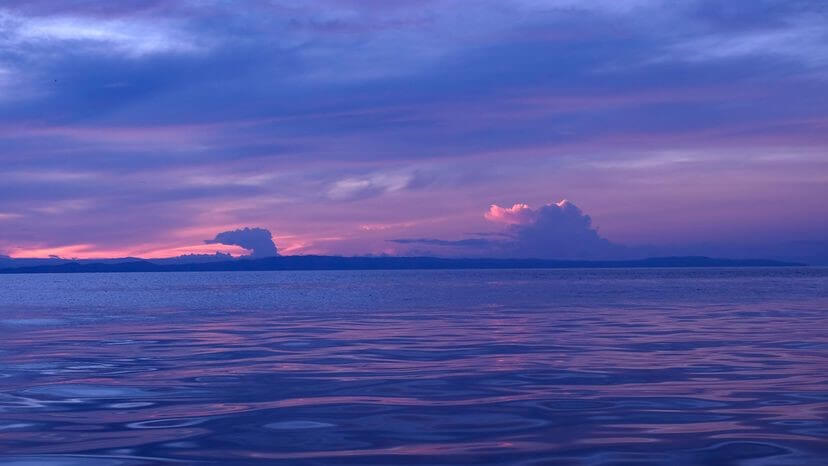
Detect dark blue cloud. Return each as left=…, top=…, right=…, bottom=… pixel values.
left=205, top=227, right=278, bottom=258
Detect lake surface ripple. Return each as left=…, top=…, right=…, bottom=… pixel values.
left=0, top=268, right=826, bottom=464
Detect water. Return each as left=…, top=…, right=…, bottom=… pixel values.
left=0, top=268, right=826, bottom=465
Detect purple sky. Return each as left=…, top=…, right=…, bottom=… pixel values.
left=1, top=1, right=826, bottom=262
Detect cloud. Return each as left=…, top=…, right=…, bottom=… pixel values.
left=667, top=22, right=828, bottom=68
left=327, top=172, right=417, bottom=201
left=205, top=227, right=278, bottom=258
left=0, top=212, right=23, bottom=221
left=390, top=238, right=493, bottom=248
left=484, top=203, right=537, bottom=225
left=394, top=200, right=625, bottom=259
left=2, top=10, right=204, bottom=58
left=0, top=0, right=826, bottom=261
left=498, top=200, right=621, bottom=259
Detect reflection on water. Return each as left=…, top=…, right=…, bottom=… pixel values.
left=0, top=268, right=826, bottom=464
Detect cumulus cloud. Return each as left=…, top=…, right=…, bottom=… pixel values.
left=393, top=199, right=625, bottom=259
left=484, top=203, right=538, bottom=225
left=497, top=200, right=621, bottom=259
left=205, top=227, right=278, bottom=258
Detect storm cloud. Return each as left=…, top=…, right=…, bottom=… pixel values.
left=205, top=227, right=278, bottom=258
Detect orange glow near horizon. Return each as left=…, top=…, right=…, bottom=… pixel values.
left=8, top=242, right=246, bottom=260
left=5, top=234, right=316, bottom=260
left=132, top=243, right=248, bottom=258
left=8, top=244, right=125, bottom=259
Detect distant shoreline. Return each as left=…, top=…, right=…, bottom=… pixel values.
left=0, top=256, right=804, bottom=274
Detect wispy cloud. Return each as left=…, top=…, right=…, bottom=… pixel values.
left=2, top=10, right=205, bottom=57
left=390, top=237, right=494, bottom=248
left=328, top=172, right=418, bottom=201
left=667, top=22, right=828, bottom=68
left=0, top=212, right=22, bottom=221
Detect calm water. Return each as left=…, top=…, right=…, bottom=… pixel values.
left=0, top=268, right=826, bottom=465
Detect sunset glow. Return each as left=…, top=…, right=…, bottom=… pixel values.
left=0, top=1, right=825, bottom=263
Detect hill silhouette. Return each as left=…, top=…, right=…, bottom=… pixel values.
left=0, top=255, right=802, bottom=274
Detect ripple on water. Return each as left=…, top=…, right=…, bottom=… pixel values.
left=0, top=457, right=148, bottom=466
left=127, top=418, right=209, bottom=429
left=1, top=319, right=65, bottom=327
left=22, top=385, right=156, bottom=400
left=683, top=441, right=797, bottom=464
left=0, top=269, right=826, bottom=464
left=193, top=375, right=240, bottom=384
left=106, top=402, right=155, bottom=409
left=0, top=422, right=35, bottom=430
left=264, top=420, right=336, bottom=430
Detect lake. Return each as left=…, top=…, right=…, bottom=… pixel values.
left=0, top=268, right=826, bottom=465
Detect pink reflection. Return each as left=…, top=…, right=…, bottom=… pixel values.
left=1, top=299, right=827, bottom=459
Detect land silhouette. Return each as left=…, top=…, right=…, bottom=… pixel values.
left=0, top=255, right=802, bottom=274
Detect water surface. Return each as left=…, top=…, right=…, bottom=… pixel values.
left=0, top=268, right=826, bottom=464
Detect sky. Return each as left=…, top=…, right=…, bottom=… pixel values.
left=1, top=0, right=826, bottom=262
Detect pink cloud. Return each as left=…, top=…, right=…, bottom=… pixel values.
left=7, top=241, right=248, bottom=259
left=485, top=200, right=574, bottom=225
left=484, top=203, right=535, bottom=225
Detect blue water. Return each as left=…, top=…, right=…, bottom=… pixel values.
left=0, top=268, right=826, bottom=465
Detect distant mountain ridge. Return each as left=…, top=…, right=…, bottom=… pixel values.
left=0, top=255, right=803, bottom=274
left=0, top=252, right=234, bottom=270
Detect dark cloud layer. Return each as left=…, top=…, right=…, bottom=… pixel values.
left=205, top=227, right=278, bottom=258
